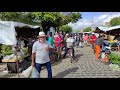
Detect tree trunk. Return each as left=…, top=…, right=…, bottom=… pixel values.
left=42, top=22, right=51, bottom=35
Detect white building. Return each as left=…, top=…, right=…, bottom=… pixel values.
left=47, top=27, right=56, bottom=37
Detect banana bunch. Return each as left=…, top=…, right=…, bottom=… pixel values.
left=1, top=45, right=12, bottom=57
left=20, top=47, right=28, bottom=55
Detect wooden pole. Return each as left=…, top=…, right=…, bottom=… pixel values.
left=15, top=46, right=20, bottom=78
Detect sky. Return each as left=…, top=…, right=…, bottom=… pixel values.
left=68, top=12, right=120, bottom=32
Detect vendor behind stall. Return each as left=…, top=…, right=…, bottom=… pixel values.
left=28, top=38, right=36, bottom=55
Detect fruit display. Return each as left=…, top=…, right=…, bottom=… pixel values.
left=20, top=47, right=28, bottom=55
left=3, top=54, right=21, bottom=60
left=1, top=45, right=12, bottom=57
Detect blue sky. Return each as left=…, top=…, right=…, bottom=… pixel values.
left=81, top=12, right=102, bottom=19
left=68, top=12, right=120, bottom=31
left=80, top=12, right=114, bottom=19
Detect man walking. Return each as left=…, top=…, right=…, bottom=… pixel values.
left=95, top=34, right=104, bottom=60
left=63, top=34, right=75, bottom=58
left=31, top=32, right=53, bottom=78
left=54, top=32, right=63, bottom=59
left=90, top=33, right=97, bottom=53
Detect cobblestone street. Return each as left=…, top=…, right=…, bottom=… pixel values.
left=0, top=46, right=120, bottom=78
left=40, top=46, right=120, bottom=78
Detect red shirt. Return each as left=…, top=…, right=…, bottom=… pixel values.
left=54, top=35, right=63, bottom=47
left=90, top=35, right=97, bottom=44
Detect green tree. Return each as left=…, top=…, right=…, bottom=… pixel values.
left=83, top=27, right=92, bottom=32
left=110, top=17, right=120, bottom=26
left=0, top=12, right=82, bottom=34
left=0, top=12, right=40, bottom=25
left=75, top=30, right=81, bottom=33
left=62, top=12, right=82, bottom=25
left=31, top=12, right=81, bottom=34
left=59, top=25, right=72, bottom=33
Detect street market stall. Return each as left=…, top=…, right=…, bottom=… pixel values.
left=95, top=26, right=120, bottom=51
left=0, top=21, right=41, bottom=76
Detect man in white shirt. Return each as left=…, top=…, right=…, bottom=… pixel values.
left=31, top=32, right=53, bottom=78
left=63, top=34, right=75, bottom=58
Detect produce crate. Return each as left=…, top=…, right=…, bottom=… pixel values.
left=7, top=62, right=17, bottom=73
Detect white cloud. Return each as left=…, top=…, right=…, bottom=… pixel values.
left=98, top=15, right=108, bottom=20
left=68, top=12, right=120, bottom=32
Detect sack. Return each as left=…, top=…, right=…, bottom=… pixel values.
left=29, top=67, right=40, bottom=78
left=21, top=66, right=33, bottom=78
left=79, top=42, right=82, bottom=46
left=21, top=66, right=40, bottom=78
left=101, top=52, right=105, bottom=59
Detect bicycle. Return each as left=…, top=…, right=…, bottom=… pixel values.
left=54, top=46, right=62, bottom=60
left=68, top=47, right=78, bottom=63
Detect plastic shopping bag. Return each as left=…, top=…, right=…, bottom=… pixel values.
left=21, top=66, right=33, bottom=78
left=29, top=67, right=40, bottom=78
left=79, top=42, right=82, bottom=47
left=101, top=52, right=105, bottom=59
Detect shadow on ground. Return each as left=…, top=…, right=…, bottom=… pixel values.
left=75, top=54, right=84, bottom=59
left=53, top=67, right=79, bottom=78
left=51, top=59, right=63, bottom=66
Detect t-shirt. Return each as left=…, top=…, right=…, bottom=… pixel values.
left=48, top=37, right=54, bottom=46
left=54, top=35, right=62, bottom=47
left=95, top=37, right=104, bottom=46
left=90, top=35, right=97, bottom=44
left=61, top=34, right=64, bottom=40
left=83, top=35, right=88, bottom=41
left=32, top=40, right=53, bottom=64
left=66, top=38, right=75, bottom=48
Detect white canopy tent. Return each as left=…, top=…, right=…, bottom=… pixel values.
left=0, top=21, right=41, bottom=45
left=0, top=21, right=41, bottom=77
left=95, top=25, right=120, bottom=35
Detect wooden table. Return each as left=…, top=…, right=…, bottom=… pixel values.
left=2, top=54, right=30, bottom=73
left=2, top=54, right=30, bottom=62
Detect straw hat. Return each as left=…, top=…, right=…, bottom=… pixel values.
left=37, top=32, right=47, bottom=38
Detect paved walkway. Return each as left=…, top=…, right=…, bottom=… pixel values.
left=40, top=46, right=120, bottom=78
left=0, top=46, right=120, bottom=78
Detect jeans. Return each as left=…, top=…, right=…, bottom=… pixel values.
left=35, top=62, right=52, bottom=78
left=63, top=47, right=75, bottom=58
left=117, top=41, right=120, bottom=46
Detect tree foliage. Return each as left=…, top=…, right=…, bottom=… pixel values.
left=110, top=17, right=120, bottom=26
left=0, top=12, right=82, bottom=34
left=75, top=30, right=81, bottom=33
left=83, top=27, right=92, bottom=32
left=59, top=25, right=72, bottom=33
